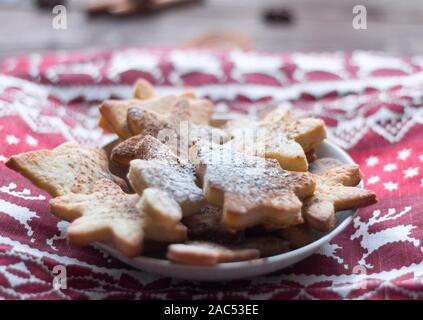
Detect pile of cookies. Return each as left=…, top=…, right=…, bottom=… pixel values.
left=6, top=79, right=377, bottom=266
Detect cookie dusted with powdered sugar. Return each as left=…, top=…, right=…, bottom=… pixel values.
left=128, top=135, right=205, bottom=216
left=190, top=140, right=316, bottom=230
left=225, top=106, right=326, bottom=172
left=127, top=99, right=229, bottom=158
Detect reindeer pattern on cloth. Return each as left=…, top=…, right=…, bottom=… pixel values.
left=1, top=48, right=423, bottom=299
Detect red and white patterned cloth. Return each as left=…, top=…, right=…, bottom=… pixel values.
left=1, top=48, right=423, bottom=299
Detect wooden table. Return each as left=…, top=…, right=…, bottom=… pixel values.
left=1, top=0, right=423, bottom=59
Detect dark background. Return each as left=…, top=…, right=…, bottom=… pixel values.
left=1, top=0, right=423, bottom=59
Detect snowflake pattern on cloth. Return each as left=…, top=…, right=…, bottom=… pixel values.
left=1, top=48, right=423, bottom=299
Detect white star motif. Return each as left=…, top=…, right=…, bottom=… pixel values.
left=25, top=135, right=38, bottom=146
left=397, top=148, right=411, bottom=161
left=6, top=135, right=20, bottom=145
left=383, top=163, right=397, bottom=172
left=383, top=181, right=398, bottom=191
left=0, top=155, right=6, bottom=162
left=403, top=167, right=419, bottom=178
left=419, top=154, right=423, bottom=162
left=367, top=176, right=380, bottom=185
left=366, top=156, right=379, bottom=167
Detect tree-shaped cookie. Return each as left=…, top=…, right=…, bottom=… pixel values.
left=127, top=135, right=205, bottom=216
left=225, top=107, right=326, bottom=171
left=304, top=158, right=377, bottom=232
left=190, top=140, right=316, bottom=230
left=50, top=179, right=187, bottom=257
left=6, top=142, right=127, bottom=196
left=126, top=99, right=229, bottom=158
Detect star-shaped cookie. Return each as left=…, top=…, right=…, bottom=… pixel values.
left=303, top=158, right=377, bottom=232
left=50, top=179, right=187, bottom=257
left=98, top=79, right=156, bottom=132
left=100, top=85, right=214, bottom=139
left=100, top=94, right=180, bottom=139
left=190, top=140, right=316, bottom=230
left=126, top=99, right=229, bottom=158
left=225, top=107, right=326, bottom=171
left=127, top=135, right=205, bottom=216
left=6, top=142, right=127, bottom=197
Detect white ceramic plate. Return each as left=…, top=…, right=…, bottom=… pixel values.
left=96, top=140, right=360, bottom=281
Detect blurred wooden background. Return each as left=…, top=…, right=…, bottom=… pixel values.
left=1, top=0, right=423, bottom=59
